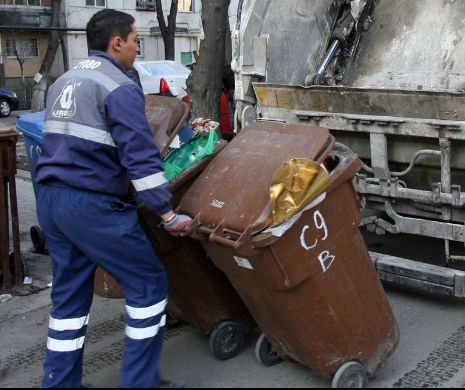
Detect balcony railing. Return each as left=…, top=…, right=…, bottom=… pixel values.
left=0, top=6, right=51, bottom=27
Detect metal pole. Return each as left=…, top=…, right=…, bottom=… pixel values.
left=316, top=39, right=341, bottom=76
left=440, top=138, right=452, bottom=267
left=7, top=138, right=23, bottom=285
left=0, top=144, right=12, bottom=288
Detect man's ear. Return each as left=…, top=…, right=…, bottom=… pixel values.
left=109, top=36, right=123, bottom=53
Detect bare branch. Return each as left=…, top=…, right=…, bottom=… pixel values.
left=167, top=0, right=178, bottom=34
left=155, top=0, right=168, bottom=37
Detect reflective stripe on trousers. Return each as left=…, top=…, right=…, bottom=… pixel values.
left=36, top=184, right=168, bottom=388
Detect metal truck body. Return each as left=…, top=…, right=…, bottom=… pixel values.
left=232, top=0, right=465, bottom=297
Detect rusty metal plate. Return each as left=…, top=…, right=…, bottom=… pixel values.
left=254, top=84, right=465, bottom=122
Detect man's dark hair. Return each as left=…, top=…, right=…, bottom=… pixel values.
left=86, top=9, right=135, bottom=52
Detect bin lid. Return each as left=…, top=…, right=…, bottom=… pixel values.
left=16, top=111, right=45, bottom=143
left=145, top=95, right=190, bottom=156
left=179, top=122, right=335, bottom=234
left=0, top=123, right=18, bottom=141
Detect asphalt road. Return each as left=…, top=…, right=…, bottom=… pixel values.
left=2, top=235, right=465, bottom=389
left=0, top=110, right=27, bottom=126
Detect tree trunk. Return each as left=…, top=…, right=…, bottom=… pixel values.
left=17, top=57, right=25, bottom=86
left=30, top=0, right=62, bottom=112
left=12, top=34, right=26, bottom=86
left=59, top=32, right=69, bottom=72
left=187, top=0, right=231, bottom=122
left=155, top=0, right=178, bottom=60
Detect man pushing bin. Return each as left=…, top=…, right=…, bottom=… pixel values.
left=34, top=9, right=191, bottom=388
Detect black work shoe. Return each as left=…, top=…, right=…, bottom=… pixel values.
left=154, top=379, right=185, bottom=388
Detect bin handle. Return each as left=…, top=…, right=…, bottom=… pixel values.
left=200, top=223, right=238, bottom=248
left=187, top=215, right=233, bottom=245
left=200, top=222, right=246, bottom=249
left=188, top=215, right=260, bottom=254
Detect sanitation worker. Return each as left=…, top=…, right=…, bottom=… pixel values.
left=35, top=9, right=191, bottom=388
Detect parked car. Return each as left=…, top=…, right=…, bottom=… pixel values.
left=0, top=89, right=19, bottom=118
left=133, top=60, right=191, bottom=99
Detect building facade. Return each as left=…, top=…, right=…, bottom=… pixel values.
left=0, top=0, right=239, bottom=88
left=0, top=0, right=53, bottom=86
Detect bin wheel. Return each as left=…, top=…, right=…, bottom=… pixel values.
left=255, top=333, right=283, bottom=367
left=209, top=321, right=244, bottom=360
left=30, top=225, right=47, bottom=254
left=331, top=361, right=368, bottom=388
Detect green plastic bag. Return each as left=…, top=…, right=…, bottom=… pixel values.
left=161, top=130, right=219, bottom=181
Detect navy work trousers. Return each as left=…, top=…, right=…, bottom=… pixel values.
left=36, top=184, right=168, bottom=388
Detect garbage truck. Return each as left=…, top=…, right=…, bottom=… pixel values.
left=231, top=0, right=465, bottom=297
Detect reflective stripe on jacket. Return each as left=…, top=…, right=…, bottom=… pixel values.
left=36, top=51, right=173, bottom=215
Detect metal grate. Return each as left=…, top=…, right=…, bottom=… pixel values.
left=8, top=84, right=32, bottom=109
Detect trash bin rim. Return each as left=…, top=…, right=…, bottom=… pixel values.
left=16, top=111, right=45, bottom=144
left=189, top=148, right=362, bottom=252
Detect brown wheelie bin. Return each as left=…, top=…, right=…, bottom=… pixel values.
left=178, top=122, right=399, bottom=387
left=95, top=95, right=255, bottom=360
left=94, top=94, right=200, bottom=297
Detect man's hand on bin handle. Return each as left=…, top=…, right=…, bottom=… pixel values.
left=162, top=213, right=192, bottom=237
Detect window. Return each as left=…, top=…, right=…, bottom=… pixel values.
left=6, top=38, right=39, bottom=58
left=136, top=0, right=155, bottom=11
left=178, top=0, right=193, bottom=12
left=85, top=0, right=106, bottom=7
left=136, top=38, right=144, bottom=57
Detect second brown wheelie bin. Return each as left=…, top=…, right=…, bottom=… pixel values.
left=178, top=122, right=399, bottom=387
left=94, top=95, right=255, bottom=360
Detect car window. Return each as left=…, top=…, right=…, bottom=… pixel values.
left=140, top=63, right=190, bottom=76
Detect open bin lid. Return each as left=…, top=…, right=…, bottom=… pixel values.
left=178, top=122, right=335, bottom=235
left=145, top=95, right=190, bottom=156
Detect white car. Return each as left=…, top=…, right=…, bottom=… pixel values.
left=133, top=60, right=191, bottom=99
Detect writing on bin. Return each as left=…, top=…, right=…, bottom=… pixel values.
left=211, top=199, right=225, bottom=209
left=30, top=145, right=42, bottom=159
left=300, top=210, right=336, bottom=273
